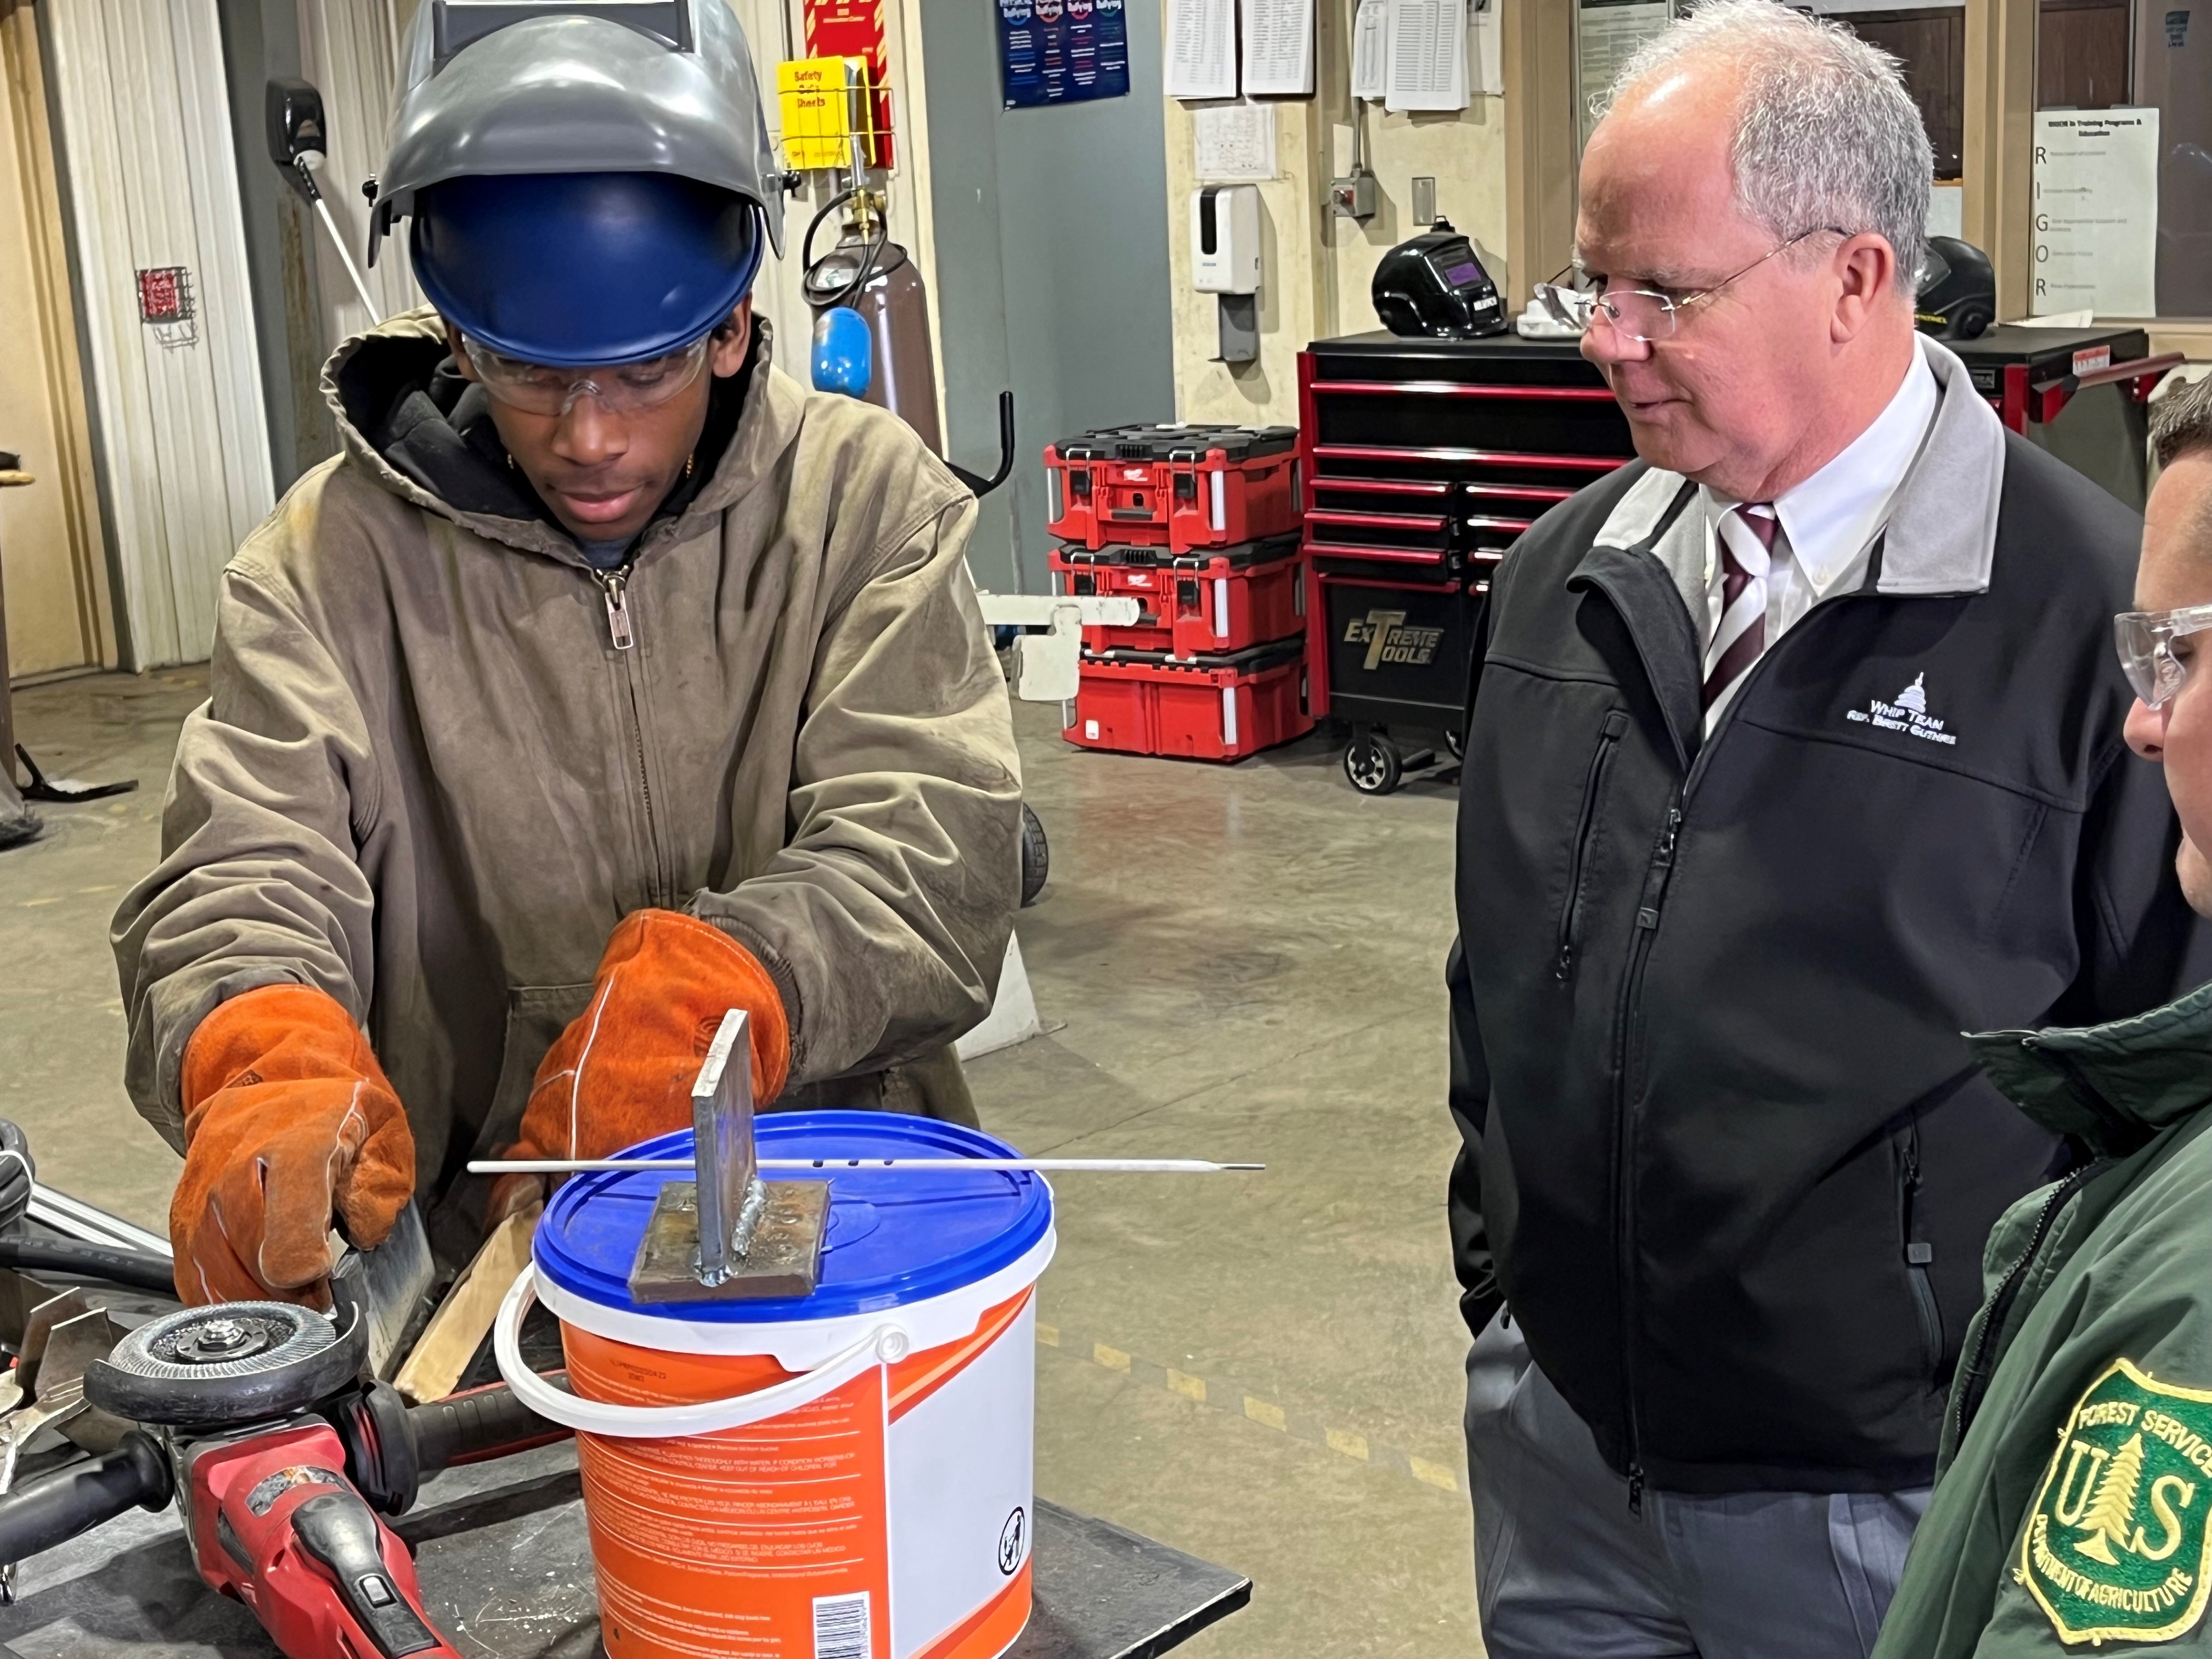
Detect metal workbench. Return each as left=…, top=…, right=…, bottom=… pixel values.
left=0, top=1439, right=1250, bottom=1658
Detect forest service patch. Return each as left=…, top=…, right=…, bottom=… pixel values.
left=2019, top=1358, right=2212, bottom=1645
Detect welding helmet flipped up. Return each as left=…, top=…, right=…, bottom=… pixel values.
left=370, top=1, right=786, bottom=367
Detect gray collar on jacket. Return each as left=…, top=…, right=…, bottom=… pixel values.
left=1589, top=335, right=2007, bottom=602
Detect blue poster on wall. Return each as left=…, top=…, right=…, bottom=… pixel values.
left=1000, top=0, right=1130, bottom=109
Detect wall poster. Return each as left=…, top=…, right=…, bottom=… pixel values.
left=2032, top=108, right=2160, bottom=319
left=1001, top=0, right=1131, bottom=109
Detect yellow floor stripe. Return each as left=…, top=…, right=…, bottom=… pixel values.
left=1037, top=1321, right=1460, bottom=1496
left=1244, top=1396, right=1288, bottom=1431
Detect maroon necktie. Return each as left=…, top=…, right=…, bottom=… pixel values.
left=1702, top=504, right=1779, bottom=710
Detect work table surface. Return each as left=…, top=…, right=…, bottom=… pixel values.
left=0, top=1440, right=1250, bottom=1658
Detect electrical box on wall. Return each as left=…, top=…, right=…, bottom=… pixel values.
left=1192, top=185, right=1261, bottom=295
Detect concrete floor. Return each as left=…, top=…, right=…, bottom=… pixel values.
left=0, top=670, right=1481, bottom=1658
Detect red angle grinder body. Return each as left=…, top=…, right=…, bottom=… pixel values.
left=32, top=1296, right=570, bottom=1659
left=182, top=1418, right=456, bottom=1659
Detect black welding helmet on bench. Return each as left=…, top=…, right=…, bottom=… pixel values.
left=1916, top=235, right=1996, bottom=341
left=1373, top=221, right=1506, bottom=340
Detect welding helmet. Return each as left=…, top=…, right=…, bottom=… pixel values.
left=371, top=1, right=785, bottom=367
left=1915, top=236, right=1995, bottom=342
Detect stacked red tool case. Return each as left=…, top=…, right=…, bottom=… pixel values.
left=1046, top=425, right=1314, bottom=761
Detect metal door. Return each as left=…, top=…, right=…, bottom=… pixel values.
left=918, top=0, right=1176, bottom=592
left=42, top=0, right=274, bottom=669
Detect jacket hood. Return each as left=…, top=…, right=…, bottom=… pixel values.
left=1970, top=978, right=2212, bottom=1157
left=319, top=306, right=791, bottom=570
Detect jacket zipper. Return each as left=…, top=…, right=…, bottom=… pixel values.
left=1614, top=789, right=1682, bottom=1514
left=1900, top=1120, right=1943, bottom=1390
left=594, top=561, right=666, bottom=906
left=1593, top=583, right=1880, bottom=1510
left=1557, top=711, right=1629, bottom=980
left=1951, top=1156, right=2106, bottom=1445
left=595, top=566, right=636, bottom=652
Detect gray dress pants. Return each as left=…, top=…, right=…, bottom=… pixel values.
left=1463, top=1313, right=1928, bottom=1659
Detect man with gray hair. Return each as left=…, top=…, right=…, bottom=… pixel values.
left=1444, top=3, right=2211, bottom=1654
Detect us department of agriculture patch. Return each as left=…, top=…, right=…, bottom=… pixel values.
left=2021, top=1359, right=2212, bottom=1645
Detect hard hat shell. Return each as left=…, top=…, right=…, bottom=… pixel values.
left=373, top=2, right=785, bottom=360
left=411, top=171, right=764, bottom=367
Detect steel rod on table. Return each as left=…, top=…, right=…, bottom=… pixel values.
left=471, top=1158, right=1265, bottom=1176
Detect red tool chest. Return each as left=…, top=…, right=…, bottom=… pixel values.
left=1052, top=533, right=1304, bottom=658
left=1297, top=332, right=1635, bottom=793
left=1065, top=640, right=1314, bottom=763
left=1046, top=423, right=1301, bottom=553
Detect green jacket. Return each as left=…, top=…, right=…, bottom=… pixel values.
left=1876, top=981, right=2212, bottom=1656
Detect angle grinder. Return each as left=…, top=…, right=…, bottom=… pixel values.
left=0, top=1292, right=567, bottom=1658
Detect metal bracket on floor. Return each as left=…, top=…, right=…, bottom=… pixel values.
left=16, top=746, right=136, bottom=805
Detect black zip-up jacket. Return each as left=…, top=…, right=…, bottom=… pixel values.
left=1448, top=342, right=2212, bottom=1496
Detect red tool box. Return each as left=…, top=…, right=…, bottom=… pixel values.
left=1065, top=639, right=1314, bottom=763
left=1046, top=423, right=1301, bottom=553
left=1053, top=533, right=1304, bottom=658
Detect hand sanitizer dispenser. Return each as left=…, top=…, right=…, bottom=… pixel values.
left=1192, top=185, right=1261, bottom=363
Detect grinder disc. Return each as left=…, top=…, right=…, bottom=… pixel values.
left=85, top=1301, right=368, bottom=1427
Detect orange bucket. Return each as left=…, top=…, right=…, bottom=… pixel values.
left=496, top=1114, right=1056, bottom=1659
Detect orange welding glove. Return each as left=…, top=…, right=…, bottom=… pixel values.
left=488, top=909, right=790, bottom=1227
left=172, top=984, right=417, bottom=1307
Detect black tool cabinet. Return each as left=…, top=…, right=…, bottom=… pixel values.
left=1297, top=331, right=1635, bottom=794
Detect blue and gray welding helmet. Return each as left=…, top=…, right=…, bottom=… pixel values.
left=370, top=1, right=785, bottom=367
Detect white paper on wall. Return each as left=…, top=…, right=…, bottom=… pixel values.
left=1577, top=1, right=1671, bottom=146
left=1194, top=100, right=1279, bottom=180
left=1243, top=0, right=1316, bottom=96
left=1351, top=0, right=1388, bottom=100
left=2032, top=108, right=2160, bottom=319
left=1385, top=0, right=1468, bottom=112
left=1926, top=182, right=1964, bottom=242
left=1165, top=0, right=1238, bottom=99
left=1471, top=0, right=1503, bottom=97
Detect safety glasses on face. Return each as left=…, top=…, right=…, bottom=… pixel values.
left=459, top=331, right=715, bottom=417
left=1532, top=226, right=1854, bottom=345
left=2116, top=603, right=2212, bottom=708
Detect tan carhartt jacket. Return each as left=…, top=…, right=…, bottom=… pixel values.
left=112, top=311, right=1021, bottom=1222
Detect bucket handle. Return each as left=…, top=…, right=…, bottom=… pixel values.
left=492, top=1264, right=912, bottom=1440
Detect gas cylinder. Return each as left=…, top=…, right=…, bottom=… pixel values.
left=803, top=218, right=944, bottom=456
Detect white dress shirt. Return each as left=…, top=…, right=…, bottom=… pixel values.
left=1699, top=351, right=1940, bottom=729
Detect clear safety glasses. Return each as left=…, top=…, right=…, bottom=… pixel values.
left=459, top=332, right=714, bottom=417
left=1532, top=227, right=1852, bottom=345
left=2116, top=603, right=2212, bottom=709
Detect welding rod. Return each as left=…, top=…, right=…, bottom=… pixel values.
left=469, top=1157, right=1265, bottom=1176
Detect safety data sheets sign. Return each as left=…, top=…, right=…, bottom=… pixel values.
left=1000, top=0, right=1131, bottom=108
left=2032, top=108, right=2159, bottom=318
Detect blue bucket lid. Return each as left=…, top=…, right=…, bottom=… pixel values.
left=534, top=1110, right=1054, bottom=1322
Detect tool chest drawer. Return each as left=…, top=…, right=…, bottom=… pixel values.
left=1296, top=331, right=1635, bottom=753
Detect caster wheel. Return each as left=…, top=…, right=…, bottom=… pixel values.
left=1019, top=802, right=1050, bottom=906
left=1344, top=733, right=1403, bottom=795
